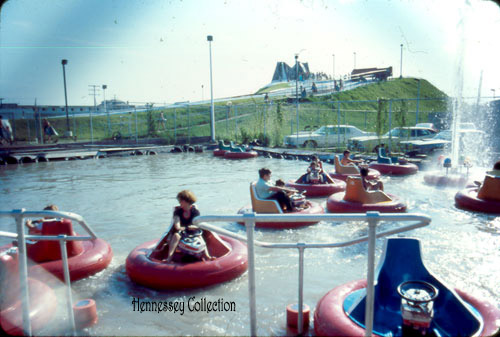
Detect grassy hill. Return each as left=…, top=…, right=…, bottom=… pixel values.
left=10, top=77, right=449, bottom=147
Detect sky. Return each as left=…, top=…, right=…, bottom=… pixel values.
left=0, top=0, right=499, bottom=106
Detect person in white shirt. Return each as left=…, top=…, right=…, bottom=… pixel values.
left=256, top=168, right=298, bottom=212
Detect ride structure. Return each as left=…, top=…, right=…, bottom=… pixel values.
left=329, top=155, right=380, bottom=181
left=0, top=210, right=107, bottom=336
left=126, top=230, right=248, bottom=290
left=455, top=170, right=500, bottom=214
left=368, top=148, right=418, bottom=176
left=314, top=237, right=500, bottom=336
left=327, top=176, right=406, bottom=213
left=237, top=182, right=324, bottom=228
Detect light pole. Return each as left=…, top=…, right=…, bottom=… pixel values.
left=61, top=59, right=71, bottom=136
left=103, top=85, right=110, bottom=134
left=400, top=44, right=403, bottom=78
left=416, top=79, right=421, bottom=124
left=207, top=35, right=215, bottom=142
left=332, top=54, right=335, bottom=80
left=295, top=54, right=299, bottom=143
left=492, top=89, right=496, bottom=99
left=201, top=84, right=204, bottom=101
left=353, top=52, right=356, bottom=69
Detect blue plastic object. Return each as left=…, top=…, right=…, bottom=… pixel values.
left=377, top=147, right=392, bottom=164
left=444, top=158, right=452, bottom=168
left=343, top=238, right=483, bottom=336
left=229, top=141, right=245, bottom=153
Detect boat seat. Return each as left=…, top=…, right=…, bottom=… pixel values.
left=377, top=147, right=393, bottom=164
left=344, top=238, right=482, bottom=336
left=477, top=172, right=500, bottom=201
left=229, top=141, right=245, bottom=153
left=26, top=218, right=84, bottom=263
left=335, top=155, right=359, bottom=175
left=218, top=140, right=231, bottom=151
left=343, top=176, right=392, bottom=204
left=250, top=182, right=282, bottom=214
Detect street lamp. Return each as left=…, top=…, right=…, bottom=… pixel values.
left=492, top=89, right=496, bottom=99
left=353, top=52, right=356, bottom=69
left=207, top=35, right=215, bottom=142
left=295, top=54, right=299, bottom=143
left=332, top=54, right=335, bottom=79
left=201, top=84, right=204, bottom=101
left=416, top=79, right=421, bottom=124
left=61, top=59, right=71, bottom=136
left=400, top=44, right=403, bottom=78
left=103, top=85, right=110, bottom=134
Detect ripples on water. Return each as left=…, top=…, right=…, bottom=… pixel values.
left=0, top=153, right=499, bottom=335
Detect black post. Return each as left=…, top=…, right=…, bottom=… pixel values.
left=61, top=59, right=70, bottom=133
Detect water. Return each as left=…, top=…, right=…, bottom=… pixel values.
left=1, top=153, right=499, bottom=335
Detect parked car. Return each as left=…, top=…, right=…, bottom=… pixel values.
left=284, top=125, right=374, bottom=148
left=347, top=126, right=437, bottom=152
left=415, top=122, right=438, bottom=132
left=399, top=128, right=486, bottom=154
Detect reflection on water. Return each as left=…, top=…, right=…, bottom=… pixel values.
left=0, top=153, right=499, bottom=335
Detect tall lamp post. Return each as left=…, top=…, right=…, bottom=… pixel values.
left=201, top=84, right=204, bottom=101
left=61, top=59, right=71, bottom=136
left=416, top=79, right=421, bottom=124
left=492, top=89, right=496, bottom=99
left=332, top=54, right=335, bottom=80
left=207, top=35, right=215, bottom=142
left=295, top=54, right=299, bottom=143
left=103, top=85, right=110, bottom=134
left=400, top=44, right=403, bottom=78
left=353, top=52, right=356, bottom=69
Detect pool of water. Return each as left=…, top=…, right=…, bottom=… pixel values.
left=1, top=153, right=499, bottom=335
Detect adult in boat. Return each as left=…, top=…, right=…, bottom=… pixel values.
left=360, top=167, right=384, bottom=191
left=149, top=190, right=214, bottom=262
left=341, top=150, right=364, bottom=166
left=296, top=156, right=336, bottom=184
left=256, top=168, right=301, bottom=212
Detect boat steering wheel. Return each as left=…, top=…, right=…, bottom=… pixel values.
left=397, top=280, right=439, bottom=304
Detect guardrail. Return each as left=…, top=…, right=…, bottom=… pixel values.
left=0, top=209, right=98, bottom=336
left=194, top=211, right=431, bottom=337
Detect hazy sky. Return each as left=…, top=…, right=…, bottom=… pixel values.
left=1, top=0, right=499, bottom=106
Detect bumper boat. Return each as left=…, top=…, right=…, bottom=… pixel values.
left=326, top=176, right=406, bottom=213
left=0, top=248, right=58, bottom=336
left=369, top=147, right=418, bottom=176
left=328, top=155, right=380, bottom=182
left=0, top=218, right=113, bottom=283
left=237, top=182, right=324, bottom=229
left=126, top=230, right=248, bottom=290
left=224, top=151, right=258, bottom=159
left=455, top=171, right=500, bottom=214
left=285, top=179, right=346, bottom=198
left=213, top=140, right=230, bottom=156
left=314, top=237, right=500, bottom=336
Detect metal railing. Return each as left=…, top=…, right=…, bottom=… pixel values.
left=194, top=211, right=431, bottom=337
left=0, top=209, right=99, bottom=336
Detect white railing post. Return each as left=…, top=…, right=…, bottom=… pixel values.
left=59, top=236, right=76, bottom=335
left=244, top=212, right=257, bottom=337
left=14, top=209, right=32, bottom=336
left=365, top=211, right=379, bottom=337
left=297, top=243, right=305, bottom=335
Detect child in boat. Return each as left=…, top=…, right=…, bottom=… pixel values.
left=150, top=190, right=214, bottom=262
left=296, top=156, right=336, bottom=184
left=360, top=167, right=384, bottom=191
left=341, top=150, right=363, bottom=166
left=256, top=168, right=299, bottom=212
left=305, top=161, right=324, bottom=184
left=25, top=204, right=59, bottom=234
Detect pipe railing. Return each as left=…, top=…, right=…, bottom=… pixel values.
left=0, top=209, right=99, bottom=336
left=193, top=211, right=431, bottom=337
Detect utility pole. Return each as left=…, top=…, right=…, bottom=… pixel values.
left=88, top=85, right=101, bottom=144
left=400, top=44, right=403, bottom=78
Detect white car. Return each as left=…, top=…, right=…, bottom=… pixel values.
left=284, top=125, right=375, bottom=148
left=348, top=127, right=437, bottom=152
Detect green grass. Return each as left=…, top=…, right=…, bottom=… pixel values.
left=255, top=82, right=293, bottom=94
left=11, top=77, right=448, bottom=147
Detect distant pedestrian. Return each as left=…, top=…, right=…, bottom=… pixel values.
left=43, top=118, right=58, bottom=143
left=0, top=115, right=13, bottom=145
left=158, top=112, right=167, bottom=131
